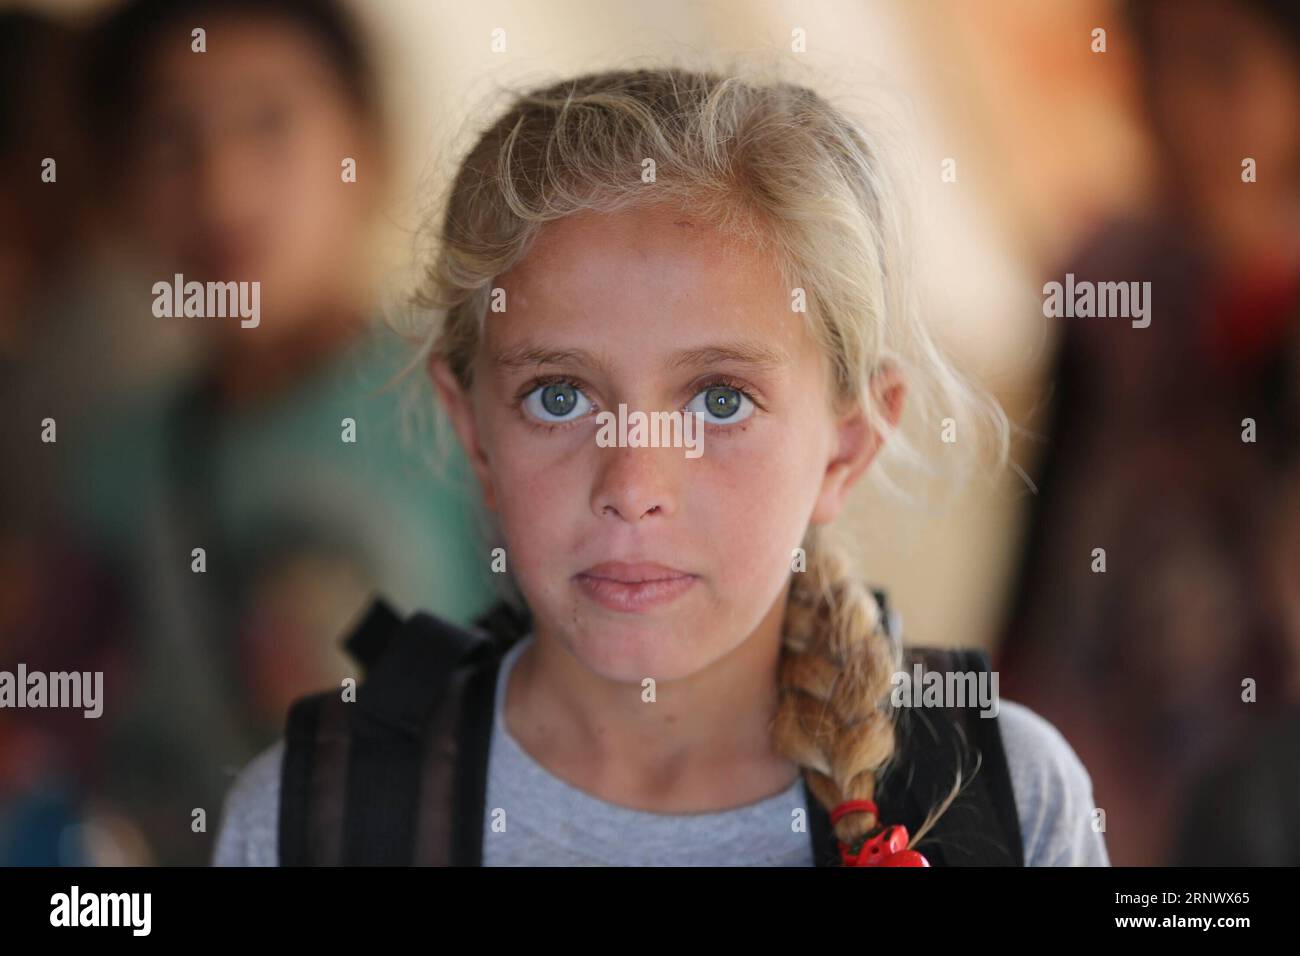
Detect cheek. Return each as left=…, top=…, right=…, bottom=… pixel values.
left=483, top=422, right=592, bottom=576
left=134, top=176, right=201, bottom=260
left=267, top=148, right=352, bottom=246
left=1241, top=75, right=1300, bottom=166
left=269, top=179, right=360, bottom=283
left=686, top=423, right=825, bottom=582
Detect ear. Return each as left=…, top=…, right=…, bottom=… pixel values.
left=430, top=356, right=498, bottom=512
left=809, top=363, right=906, bottom=526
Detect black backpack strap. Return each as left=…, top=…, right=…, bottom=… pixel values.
left=281, top=597, right=405, bottom=866
left=281, top=688, right=362, bottom=866
left=342, top=610, right=494, bottom=864
left=805, top=776, right=841, bottom=866
left=874, top=646, right=1023, bottom=866
left=280, top=598, right=501, bottom=865
left=342, top=597, right=402, bottom=674
left=472, top=599, right=533, bottom=655
left=447, top=654, right=500, bottom=865
left=280, top=691, right=328, bottom=866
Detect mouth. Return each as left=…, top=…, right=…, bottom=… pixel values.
left=573, top=561, right=698, bottom=613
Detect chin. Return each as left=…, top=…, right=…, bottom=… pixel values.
left=558, top=610, right=714, bottom=683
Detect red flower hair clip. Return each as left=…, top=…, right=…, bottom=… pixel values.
left=829, top=799, right=930, bottom=867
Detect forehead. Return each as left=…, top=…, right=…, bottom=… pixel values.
left=141, top=15, right=343, bottom=108
left=488, top=203, right=815, bottom=365
left=507, top=202, right=776, bottom=292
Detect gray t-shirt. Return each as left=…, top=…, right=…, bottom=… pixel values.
left=212, top=634, right=1111, bottom=866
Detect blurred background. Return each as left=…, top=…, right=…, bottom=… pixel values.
left=0, top=0, right=1296, bottom=866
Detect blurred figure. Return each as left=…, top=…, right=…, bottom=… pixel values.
left=56, top=0, right=498, bottom=863
left=0, top=9, right=86, bottom=358
left=84, top=0, right=385, bottom=393
left=998, top=0, right=1300, bottom=865
left=0, top=8, right=138, bottom=867
left=1170, top=470, right=1300, bottom=865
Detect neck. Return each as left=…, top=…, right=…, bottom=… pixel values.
left=503, top=587, right=801, bottom=813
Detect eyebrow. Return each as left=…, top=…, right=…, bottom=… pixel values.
left=491, top=341, right=787, bottom=375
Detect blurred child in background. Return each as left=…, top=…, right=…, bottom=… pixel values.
left=998, top=0, right=1300, bottom=865
left=57, top=0, right=498, bottom=863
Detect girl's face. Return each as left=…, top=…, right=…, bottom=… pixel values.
left=126, top=15, right=380, bottom=329
left=435, top=203, right=899, bottom=682
left=1143, top=0, right=1300, bottom=249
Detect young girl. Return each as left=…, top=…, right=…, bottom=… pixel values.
left=213, top=66, right=1110, bottom=867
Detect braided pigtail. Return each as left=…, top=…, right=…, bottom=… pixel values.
left=772, top=525, right=961, bottom=859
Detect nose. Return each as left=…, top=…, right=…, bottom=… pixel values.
left=590, top=443, right=680, bottom=523
left=193, top=133, right=262, bottom=229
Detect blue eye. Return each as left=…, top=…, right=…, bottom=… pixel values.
left=522, top=382, right=592, bottom=422
left=687, top=385, right=754, bottom=424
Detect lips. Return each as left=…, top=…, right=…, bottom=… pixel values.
left=580, top=562, right=691, bottom=583
left=574, top=561, right=698, bottom=612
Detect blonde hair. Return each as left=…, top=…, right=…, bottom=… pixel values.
left=407, top=65, right=1010, bottom=853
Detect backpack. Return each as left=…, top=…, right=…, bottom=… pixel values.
left=279, top=593, right=1024, bottom=866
